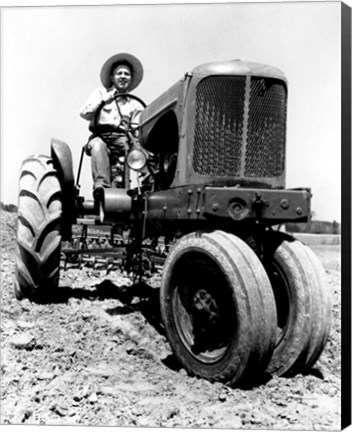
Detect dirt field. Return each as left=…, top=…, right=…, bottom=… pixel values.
left=0, top=210, right=341, bottom=430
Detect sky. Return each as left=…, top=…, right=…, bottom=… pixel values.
left=0, top=0, right=345, bottom=222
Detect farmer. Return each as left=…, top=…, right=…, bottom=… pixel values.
left=79, top=53, right=145, bottom=195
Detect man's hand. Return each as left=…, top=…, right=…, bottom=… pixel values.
left=102, top=89, right=117, bottom=103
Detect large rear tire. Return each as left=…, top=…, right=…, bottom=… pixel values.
left=160, top=230, right=277, bottom=386
left=14, top=155, right=63, bottom=301
left=263, top=232, right=332, bottom=376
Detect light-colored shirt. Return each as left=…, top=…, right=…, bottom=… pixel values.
left=79, top=87, right=144, bottom=130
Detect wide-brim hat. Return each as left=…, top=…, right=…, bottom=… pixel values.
left=100, top=52, right=143, bottom=91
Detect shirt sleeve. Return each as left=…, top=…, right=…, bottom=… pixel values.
left=79, top=88, right=105, bottom=121
left=130, top=99, right=145, bottom=128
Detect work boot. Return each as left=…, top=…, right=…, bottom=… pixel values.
left=93, top=184, right=106, bottom=222
left=93, top=183, right=105, bottom=200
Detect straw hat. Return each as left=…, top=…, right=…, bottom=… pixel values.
left=100, top=52, right=143, bottom=91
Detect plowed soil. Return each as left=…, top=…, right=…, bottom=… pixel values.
left=0, top=210, right=341, bottom=429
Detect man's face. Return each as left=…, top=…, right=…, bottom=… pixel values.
left=111, top=64, right=132, bottom=93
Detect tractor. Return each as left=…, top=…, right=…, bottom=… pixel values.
left=14, top=59, right=332, bottom=387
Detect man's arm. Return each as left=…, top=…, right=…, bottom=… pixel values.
left=79, top=88, right=104, bottom=120
left=79, top=88, right=118, bottom=121
left=129, top=99, right=145, bottom=130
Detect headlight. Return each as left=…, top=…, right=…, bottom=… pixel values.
left=126, top=148, right=147, bottom=171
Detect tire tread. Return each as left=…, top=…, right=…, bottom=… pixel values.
left=14, top=154, right=62, bottom=300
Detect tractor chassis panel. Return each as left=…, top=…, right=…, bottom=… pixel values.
left=144, top=185, right=311, bottom=224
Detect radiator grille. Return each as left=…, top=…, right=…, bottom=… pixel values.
left=245, top=78, right=286, bottom=177
left=193, top=76, right=245, bottom=176
left=193, top=75, right=287, bottom=179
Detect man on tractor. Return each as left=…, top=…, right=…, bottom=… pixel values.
left=79, top=53, right=145, bottom=197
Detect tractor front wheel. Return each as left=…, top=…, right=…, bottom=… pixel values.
left=160, top=230, right=277, bottom=386
left=263, top=232, right=332, bottom=376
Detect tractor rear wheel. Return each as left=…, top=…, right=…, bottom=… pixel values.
left=14, top=155, right=63, bottom=301
left=263, top=232, right=332, bottom=376
left=160, top=230, right=277, bottom=386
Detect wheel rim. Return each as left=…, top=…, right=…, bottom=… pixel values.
left=269, top=261, right=291, bottom=344
left=171, top=251, right=235, bottom=364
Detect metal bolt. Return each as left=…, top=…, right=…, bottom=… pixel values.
left=280, top=199, right=289, bottom=210
left=212, top=203, right=219, bottom=212
left=187, top=189, right=193, bottom=195
left=187, top=209, right=192, bottom=215
left=296, top=207, right=303, bottom=215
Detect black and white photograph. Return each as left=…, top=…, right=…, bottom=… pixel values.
left=0, top=0, right=350, bottom=430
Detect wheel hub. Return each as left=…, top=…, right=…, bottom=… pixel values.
left=192, top=289, right=219, bottom=325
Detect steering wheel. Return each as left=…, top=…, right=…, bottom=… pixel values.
left=114, top=93, right=147, bottom=134
left=114, top=93, right=147, bottom=108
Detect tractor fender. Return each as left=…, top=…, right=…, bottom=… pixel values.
left=50, top=138, right=76, bottom=240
